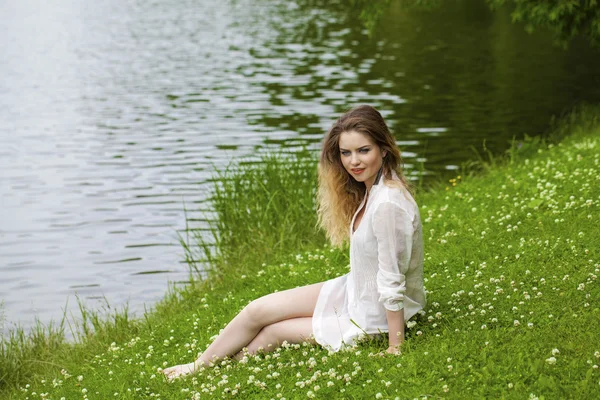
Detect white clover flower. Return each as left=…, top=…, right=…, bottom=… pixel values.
left=545, top=357, right=557, bottom=365
left=514, top=320, right=520, bottom=327
left=552, top=348, right=560, bottom=356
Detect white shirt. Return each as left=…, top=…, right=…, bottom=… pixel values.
left=312, top=173, right=426, bottom=352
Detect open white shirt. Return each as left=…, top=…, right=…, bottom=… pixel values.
left=312, top=173, right=426, bottom=352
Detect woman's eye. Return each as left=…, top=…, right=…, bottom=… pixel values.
left=359, top=148, right=370, bottom=153
left=340, top=151, right=350, bottom=156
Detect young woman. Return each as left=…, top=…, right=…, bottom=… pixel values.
left=163, top=105, right=426, bottom=380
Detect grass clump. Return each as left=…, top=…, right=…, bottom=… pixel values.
left=182, top=150, right=325, bottom=276
left=2, top=106, right=600, bottom=399
left=0, top=300, right=143, bottom=397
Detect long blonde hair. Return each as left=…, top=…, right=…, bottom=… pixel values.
left=317, top=105, right=412, bottom=246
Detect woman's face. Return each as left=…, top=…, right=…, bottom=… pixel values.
left=338, top=130, right=386, bottom=189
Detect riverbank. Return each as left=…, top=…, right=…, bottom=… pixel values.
left=2, top=106, right=600, bottom=399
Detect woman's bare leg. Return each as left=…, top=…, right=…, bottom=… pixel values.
left=163, top=281, right=324, bottom=379
left=233, top=317, right=315, bottom=360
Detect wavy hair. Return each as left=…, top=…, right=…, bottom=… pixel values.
left=317, top=105, right=412, bottom=246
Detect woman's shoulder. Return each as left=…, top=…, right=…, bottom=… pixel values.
left=374, top=179, right=418, bottom=216
left=379, top=177, right=413, bottom=201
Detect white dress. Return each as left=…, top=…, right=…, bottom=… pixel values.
left=312, top=173, right=426, bottom=352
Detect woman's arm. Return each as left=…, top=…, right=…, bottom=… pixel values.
left=372, top=201, right=414, bottom=353
left=385, top=308, right=404, bottom=354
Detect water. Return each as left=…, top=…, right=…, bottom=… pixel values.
left=1, top=0, right=600, bottom=333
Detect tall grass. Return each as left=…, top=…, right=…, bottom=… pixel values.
left=182, top=150, right=326, bottom=276
left=0, top=320, right=65, bottom=390
left=0, top=298, right=140, bottom=394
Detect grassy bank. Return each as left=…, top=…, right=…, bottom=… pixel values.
left=2, top=106, right=600, bottom=399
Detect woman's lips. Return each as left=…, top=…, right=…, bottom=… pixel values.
left=351, top=168, right=365, bottom=175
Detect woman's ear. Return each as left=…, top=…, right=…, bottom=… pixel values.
left=382, top=149, right=388, bottom=159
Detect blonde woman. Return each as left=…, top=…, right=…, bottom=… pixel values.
left=163, top=105, right=426, bottom=380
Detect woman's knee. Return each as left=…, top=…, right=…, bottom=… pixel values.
left=242, top=297, right=273, bottom=328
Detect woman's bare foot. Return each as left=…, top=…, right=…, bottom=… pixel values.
left=162, top=359, right=203, bottom=381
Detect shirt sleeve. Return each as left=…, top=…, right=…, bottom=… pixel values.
left=372, top=201, right=414, bottom=311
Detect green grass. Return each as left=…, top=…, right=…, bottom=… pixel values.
left=181, top=150, right=325, bottom=275
left=2, top=106, right=600, bottom=399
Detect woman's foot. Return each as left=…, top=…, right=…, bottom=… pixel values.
left=162, top=360, right=202, bottom=381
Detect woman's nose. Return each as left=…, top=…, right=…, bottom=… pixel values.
left=350, top=153, right=360, bottom=165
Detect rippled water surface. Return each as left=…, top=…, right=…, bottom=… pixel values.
left=2, top=0, right=600, bottom=332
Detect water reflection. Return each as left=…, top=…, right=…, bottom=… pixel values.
left=1, top=0, right=600, bottom=333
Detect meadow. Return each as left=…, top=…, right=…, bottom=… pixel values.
left=1, top=106, right=599, bottom=399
